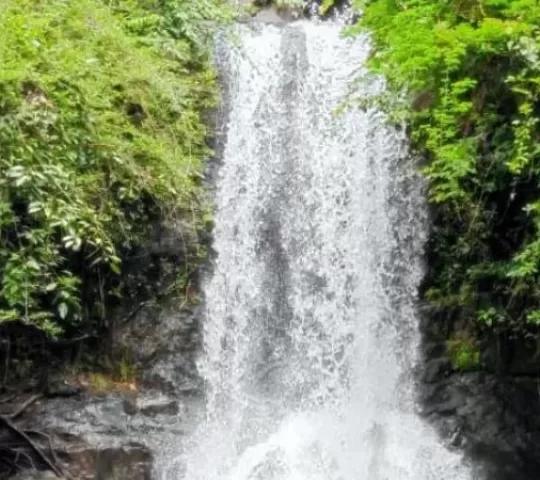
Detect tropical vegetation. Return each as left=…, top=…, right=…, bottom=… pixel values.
left=349, top=0, right=540, bottom=338
left=0, top=0, right=230, bottom=338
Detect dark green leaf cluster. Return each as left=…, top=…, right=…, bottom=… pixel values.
left=0, top=0, right=229, bottom=336
left=350, top=0, right=540, bottom=334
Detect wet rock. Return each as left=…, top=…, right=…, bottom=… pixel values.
left=88, top=444, right=152, bottom=480
left=139, top=398, right=178, bottom=417
left=62, top=442, right=152, bottom=480
left=21, top=257, right=204, bottom=476
left=10, top=473, right=60, bottom=480
left=17, top=211, right=204, bottom=479
left=45, top=381, right=83, bottom=398
left=121, top=392, right=179, bottom=417
left=115, top=299, right=203, bottom=396
left=122, top=397, right=138, bottom=415
left=423, top=357, right=451, bottom=383
left=423, top=340, right=446, bottom=359
left=423, top=380, right=467, bottom=416
left=23, top=390, right=197, bottom=480
left=252, top=7, right=299, bottom=23
left=10, top=440, right=152, bottom=480
left=419, top=309, right=540, bottom=480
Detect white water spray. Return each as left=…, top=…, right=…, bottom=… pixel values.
left=163, top=21, right=473, bottom=480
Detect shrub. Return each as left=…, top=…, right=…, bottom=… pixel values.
left=0, top=0, right=229, bottom=337
left=447, top=336, right=481, bottom=371
left=350, top=0, right=540, bottom=335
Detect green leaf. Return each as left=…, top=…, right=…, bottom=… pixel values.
left=58, top=303, right=68, bottom=320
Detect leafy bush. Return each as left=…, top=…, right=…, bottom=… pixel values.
left=447, top=336, right=481, bottom=371
left=0, top=0, right=229, bottom=337
left=350, top=0, right=540, bottom=335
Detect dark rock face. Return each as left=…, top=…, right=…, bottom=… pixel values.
left=12, top=441, right=153, bottom=480
left=34, top=217, right=206, bottom=477
left=91, top=444, right=152, bottom=480
left=115, top=299, right=203, bottom=396
left=244, top=0, right=352, bottom=23
left=303, top=0, right=350, bottom=17
left=22, top=295, right=204, bottom=478
left=120, top=218, right=201, bottom=302
left=419, top=307, right=540, bottom=480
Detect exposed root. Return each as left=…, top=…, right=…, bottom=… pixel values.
left=0, top=395, right=73, bottom=479
left=8, top=393, right=42, bottom=420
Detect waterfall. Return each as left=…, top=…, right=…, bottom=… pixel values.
left=162, top=20, right=473, bottom=480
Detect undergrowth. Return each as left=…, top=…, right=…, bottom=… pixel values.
left=0, top=0, right=231, bottom=338
left=349, top=0, right=540, bottom=337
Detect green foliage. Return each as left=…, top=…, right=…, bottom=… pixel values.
left=319, top=0, right=338, bottom=15
left=0, top=0, right=229, bottom=337
left=350, top=0, right=540, bottom=335
left=447, top=335, right=481, bottom=371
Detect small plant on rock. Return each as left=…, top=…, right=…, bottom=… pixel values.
left=447, top=336, right=481, bottom=371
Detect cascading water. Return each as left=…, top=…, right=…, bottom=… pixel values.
left=162, top=19, right=474, bottom=480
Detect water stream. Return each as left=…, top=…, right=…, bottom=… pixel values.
left=162, top=20, right=473, bottom=480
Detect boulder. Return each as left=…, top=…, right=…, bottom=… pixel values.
left=419, top=309, right=540, bottom=480
left=11, top=441, right=153, bottom=480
